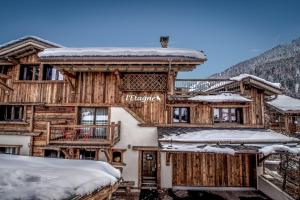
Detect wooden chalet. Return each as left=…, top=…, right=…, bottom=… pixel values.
left=265, top=95, right=300, bottom=135
left=0, top=36, right=299, bottom=192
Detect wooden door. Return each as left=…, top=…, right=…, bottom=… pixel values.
left=172, top=153, right=257, bottom=187
left=142, top=151, right=157, bottom=179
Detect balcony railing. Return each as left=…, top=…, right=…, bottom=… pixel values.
left=46, top=122, right=121, bottom=145
left=174, top=79, right=239, bottom=94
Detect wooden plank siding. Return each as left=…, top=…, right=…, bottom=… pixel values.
left=172, top=153, right=257, bottom=187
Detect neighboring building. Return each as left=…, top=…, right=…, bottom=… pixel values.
left=265, top=95, right=300, bottom=136
left=0, top=36, right=299, bottom=191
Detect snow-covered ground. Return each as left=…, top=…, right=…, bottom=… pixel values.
left=0, top=154, right=120, bottom=200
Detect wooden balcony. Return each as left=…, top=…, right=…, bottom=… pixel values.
left=46, top=122, right=121, bottom=146
left=175, top=79, right=239, bottom=94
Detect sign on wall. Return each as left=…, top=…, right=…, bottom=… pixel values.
left=125, top=95, right=161, bottom=102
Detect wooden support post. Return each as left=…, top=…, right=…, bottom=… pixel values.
left=46, top=122, right=50, bottom=145
left=110, top=122, right=115, bottom=142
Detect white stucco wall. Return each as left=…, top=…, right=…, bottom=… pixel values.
left=160, top=152, right=172, bottom=188
left=111, top=107, right=158, bottom=187
left=0, top=135, right=31, bottom=155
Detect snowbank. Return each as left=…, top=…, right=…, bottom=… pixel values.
left=267, top=95, right=300, bottom=112
left=38, top=47, right=206, bottom=59
left=0, top=154, right=120, bottom=200
left=188, top=93, right=252, bottom=102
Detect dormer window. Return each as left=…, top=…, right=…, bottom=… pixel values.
left=19, top=65, right=39, bottom=80
left=43, top=65, right=63, bottom=80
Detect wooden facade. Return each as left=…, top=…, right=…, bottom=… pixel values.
left=0, top=36, right=288, bottom=190
left=172, top=153, right=257, bottom=187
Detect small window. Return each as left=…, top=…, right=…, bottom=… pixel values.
left=173, top=107, right=190, bottom=123
left=213, top=108, right=243, bottom=124
left=80, top=149, right=96, bottom=160
left=112, top=151, right=122, bottom=163
left=112, top=149, right=125, bottom=164
left=0, top=147, right=18, bottom=155
left=0, top=105, right=23, bottom=121
left=0, top=66, right=8, bottom=74
left=19, top=65, right=39, bottom=80
left=43, top=65, right=63, bottom=80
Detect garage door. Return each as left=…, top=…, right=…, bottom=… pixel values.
left=172, top=153, right=257, bottom=187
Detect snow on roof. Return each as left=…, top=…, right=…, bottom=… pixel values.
left=188, top=93, right=252, bottom=102
left=0, top=154, right=120, bottom=200
left=230, top=74, right=281, bottom=89
left=38, top=47, right=206, bottom=60
left=267, top=95, right=300, bottom=112
left=158, top=128, right=299, bottom=144
left=259, top=144, right=300, bottom=156
left=160, top=143, right=236, bottom=155
left=0, top=35, right=62, bottom=49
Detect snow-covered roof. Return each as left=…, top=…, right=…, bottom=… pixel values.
left=158, top=128, right=299, bottom=144
left=0, top=35, right=62, bottom=49
left=38, top=47, right=206, bottom=60
left=230, top=74, right=281, bottom=89
left=188, top=93, right=252, bottom=102
left=267, top=95, right=300, bottom=113
left=0, top=154, right=120, bottom=200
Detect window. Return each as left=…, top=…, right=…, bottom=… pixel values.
left=173, top=107, right=190, bottom=123
left=19, top=65, right=39, bottom=80
left=0, top=105, right=23, bottom=121
left=0, top=146, right=19, bottom=154
left=80, top=149, right=96, bottom=160
left=213, top=108, right=243, bottom=124
left=0, top=66, right=8, bottom=74
left=43, top=65, right=63, bottom=80
left=79, top=107, right=109, bottom=139
left=111, top=149, right=125, bottom=165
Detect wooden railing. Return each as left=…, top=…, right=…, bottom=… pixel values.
left=174, top=79, right=239, bottom=94
left=46, top=121, right=121, bottom=145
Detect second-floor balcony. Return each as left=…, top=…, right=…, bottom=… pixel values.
left=46, top=122, right=121, bottom=146
left=174, top=78, right=240, bottom=95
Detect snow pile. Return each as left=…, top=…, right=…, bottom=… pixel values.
left=38, top=47, right=206, bottom=59
left=230, top=74, right=281, bottom=89
left=267, top=95, right=300, bottom=112
left=0, top=154, right=120, bottom=200
left=188, top=93, right=252, bottom=102
left=0, top=35, right=62, bottom=49
left=259, top=145, right=300, bottom=156
left=159, top=129, right=299, bottom=143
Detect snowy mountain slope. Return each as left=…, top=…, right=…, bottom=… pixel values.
left=210, top=37, right=300, bottom=98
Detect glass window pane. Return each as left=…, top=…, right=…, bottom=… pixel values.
left=80, top=108, right=95, bottom=125
left=181, top=108, right=189, bottom=123
left=213, top=108, right=221, bottom=123
left=231, top=108, right=237, bottom=122
left=173, top=108, right=180, bottom=122
left=95, top=108, right=108, bottom=125
left=222, top=108, right=229, bottom=122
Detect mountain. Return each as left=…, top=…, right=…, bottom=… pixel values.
left=209, top=37, right=300, bottom=98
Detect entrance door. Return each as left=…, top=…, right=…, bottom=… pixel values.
left=141, top=151, right=157, bottom=187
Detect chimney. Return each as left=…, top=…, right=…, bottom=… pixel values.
left=160, top=36, right=169, bottom=48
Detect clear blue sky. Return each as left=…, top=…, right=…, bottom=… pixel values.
left=1, top=0, right=300, bottom=78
